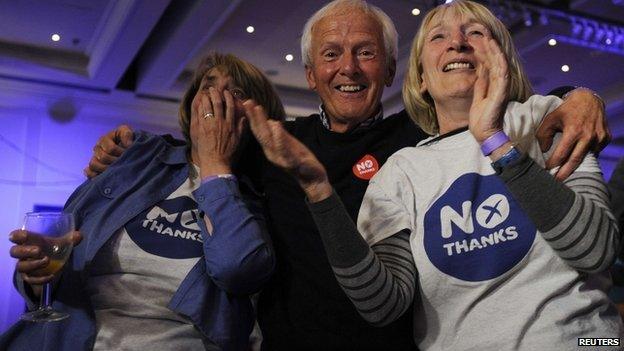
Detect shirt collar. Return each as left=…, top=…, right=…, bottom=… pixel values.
left=318, top=104, right=386, bottom=132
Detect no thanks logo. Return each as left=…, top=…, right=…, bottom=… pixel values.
left=424, top=173, right=536, bottom=282
left=125, top=196, right=203, bottom=259
left=353, top=154, right=379, bottom=180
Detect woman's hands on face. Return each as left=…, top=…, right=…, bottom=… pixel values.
left=243, top=100, right=332, bottom=203
left=469, top=38, right=509, bottom=143
left=190, top=87, right=246, bottom=178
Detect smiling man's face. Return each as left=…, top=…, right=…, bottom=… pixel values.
left=305, top=9, right=395, bottom=132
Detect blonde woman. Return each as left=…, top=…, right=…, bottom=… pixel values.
left=243, top=1, right=622, bottom=349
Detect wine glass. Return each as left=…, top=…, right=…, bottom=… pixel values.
left=20, top=212, right=75, bottom=322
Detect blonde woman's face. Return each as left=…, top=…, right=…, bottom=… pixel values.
left=419, top=10, right=492, bottom=103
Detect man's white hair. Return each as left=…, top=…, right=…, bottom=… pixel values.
left=300, top=0, right=398, bottom=67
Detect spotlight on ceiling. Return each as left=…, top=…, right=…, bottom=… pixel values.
left=523, top=9, right=533, bottom=27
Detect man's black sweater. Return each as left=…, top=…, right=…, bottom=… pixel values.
left=258, top=110, right=428, bottom=350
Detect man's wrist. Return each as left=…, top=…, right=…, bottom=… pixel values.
left=563, top=87, right=605, bottom=108
left=302, top=179, right=333, bottom=203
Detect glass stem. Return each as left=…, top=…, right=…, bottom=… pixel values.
left=39, top=283, right=52, bottom=312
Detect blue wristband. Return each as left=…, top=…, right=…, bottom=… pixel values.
left=480, top=130, right=510, bottom=156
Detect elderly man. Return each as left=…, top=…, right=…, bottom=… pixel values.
left=87, top=1, right=609, bottom=349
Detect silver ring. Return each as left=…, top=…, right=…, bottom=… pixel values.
left=203, top=112, right=214, bottom=119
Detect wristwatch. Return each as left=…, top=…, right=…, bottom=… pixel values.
left=491, top=145, right=523, bottom=174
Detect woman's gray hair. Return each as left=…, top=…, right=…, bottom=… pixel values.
left=300, top=0, right=398, bottom=67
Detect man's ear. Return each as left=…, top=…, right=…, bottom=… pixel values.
left=385, top=59, right=397, bottom=87
left=305, top=65, right=317, bottom=90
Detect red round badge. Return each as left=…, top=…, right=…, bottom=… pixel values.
left=352, top=154, right=379, bottom=180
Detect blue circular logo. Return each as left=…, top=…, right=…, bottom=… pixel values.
left=424, top=173, right=535, bottom=281
left=125, top=196, right=203, bottom=259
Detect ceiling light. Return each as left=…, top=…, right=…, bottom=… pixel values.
left=246, top=26, right=255, bottom=34
left=523, top=10, right=533, bottom=27
left=561, top=64, right=570, bottom=72
left=411, top=8, right=420, bottom=16
left=51, top=34, right=61, bottom=42
left=285, top=54, right=294, bottom=62
left=548, top=38, right=557, bottom=46
left=606, top=38, right=613, bottom=45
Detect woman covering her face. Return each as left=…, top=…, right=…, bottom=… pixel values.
left=3, top=53, right=284, bottom=351
left=242, top=0, right=622, bottom=349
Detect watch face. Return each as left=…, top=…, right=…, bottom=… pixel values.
left=492, top=147, right=522, bottom=174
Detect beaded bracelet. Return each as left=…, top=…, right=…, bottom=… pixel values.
left=201, top=174, right=237, bottom=185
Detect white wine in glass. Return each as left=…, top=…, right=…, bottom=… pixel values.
left=20, top=212, right=75, bottom=322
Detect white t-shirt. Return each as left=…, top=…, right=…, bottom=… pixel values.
left=86, top=168, right=218, bottom=350
left=358, top=95, right=622, bottom=350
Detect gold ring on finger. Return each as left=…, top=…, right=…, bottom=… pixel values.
left=203, top=112, right=215, bottom=119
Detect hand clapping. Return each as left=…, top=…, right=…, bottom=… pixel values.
left=469, top=38, right=509, bottom=143
left=243, top=100, right=332, bottom=202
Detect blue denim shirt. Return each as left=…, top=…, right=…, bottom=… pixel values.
left=1, top=131, right=274, bottom=351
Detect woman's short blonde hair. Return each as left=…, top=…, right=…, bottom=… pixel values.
left=402, top=0, right=533, bottom=135
left=179, top=52, right=285, bottom=150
